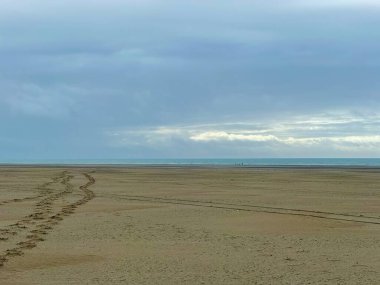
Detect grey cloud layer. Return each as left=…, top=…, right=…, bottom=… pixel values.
left=1, top=1, right=379, bottom=158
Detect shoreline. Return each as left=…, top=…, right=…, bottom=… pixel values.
left=1, top=163, right=380, bottom=170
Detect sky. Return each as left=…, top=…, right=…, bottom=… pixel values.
left=1, top=0, right=380, bottom=160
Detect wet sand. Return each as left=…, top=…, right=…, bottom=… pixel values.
left=0, top=166, right=379, bottom=284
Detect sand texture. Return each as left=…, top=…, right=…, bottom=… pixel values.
left=0, top=166, right=379, bottom=284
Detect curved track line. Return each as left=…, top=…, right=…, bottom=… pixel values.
left=0, top=172, right=96, bottom=267
left=0, top=171, right=67, bottom=207
left=0, top=172, right=68, bottom=240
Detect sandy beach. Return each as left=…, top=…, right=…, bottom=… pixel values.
left=0, top=166, right=379, bottom=284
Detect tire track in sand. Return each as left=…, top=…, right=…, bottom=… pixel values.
left=0, top=171, right=67, bottom=207
left=0, top=171, right=68, bottom=241
left=99, top=194, right=380, bottom=225
left=0, top=172, right=96, bottom=267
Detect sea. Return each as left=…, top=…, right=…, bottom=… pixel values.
left=1, top=158, right=380, bottom=167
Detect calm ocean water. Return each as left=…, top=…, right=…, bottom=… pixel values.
left=2, top=158, right=380, bottom=167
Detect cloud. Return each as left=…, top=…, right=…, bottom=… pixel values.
left=189, top=132, right=380, bottom=146
left=290, top=0, right=380, bottom=8
left=330, top=135, right=380, bottom=144
left=107, top=111, right=380, bottom=156
left=0, top=82, right=86, bottom=118
left=190, top=132, right=277, bottom=142
left=1, top=0, right=380, bottom=159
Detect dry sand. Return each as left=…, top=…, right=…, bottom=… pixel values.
left=0, top=166, right=379, bottom=284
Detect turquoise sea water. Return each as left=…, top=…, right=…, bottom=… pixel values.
left=2, top=158, right=380, bottom=167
